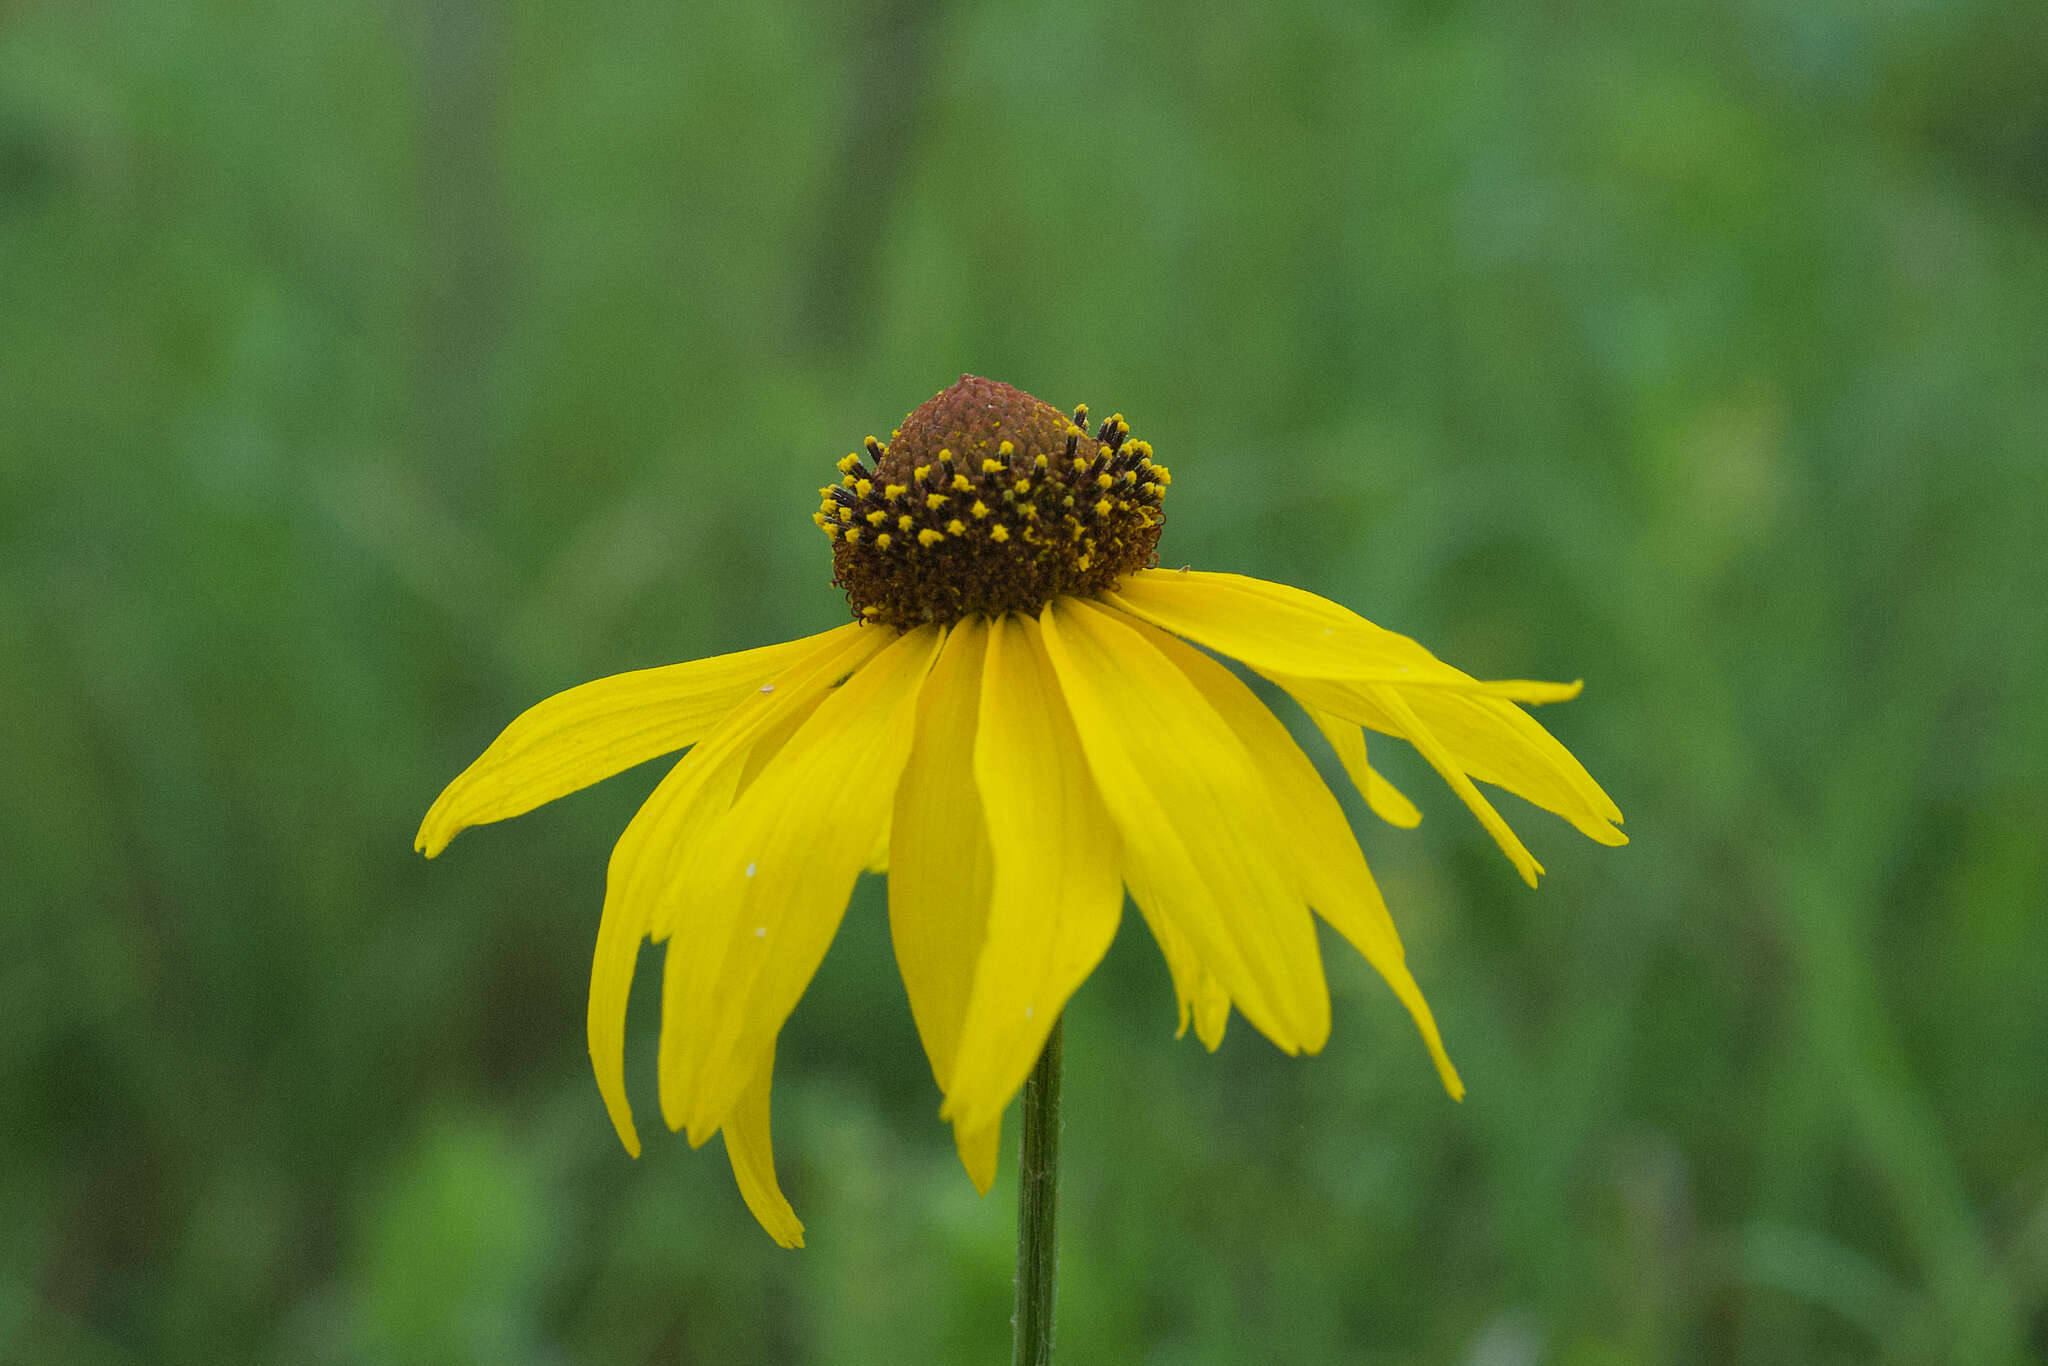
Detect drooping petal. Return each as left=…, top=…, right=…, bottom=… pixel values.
left=589, top=625, right=887, bottom=1156
left=1364, top=683, right=1545, bottom=887
left=660, top=625, right=945, bottom=1143
left=720, top=1043, right=805, bottom=1248
left=588, top=756, right=741, bottom=1159
left=1108, top=571, right=1508, bottom=691
left=1306, top=708, right=1422, bottom=828
left=1130, top=875, right=1231, bottom=1049
left=1108, top=567, right=1624, bottom=852
left=941, top=615, right=1123, bottom=1137
left=1284, top=674, right=1624, bottom=845
left=889, top=618, right=995, bottom=1097
left=418, top=627, right=846, bottom=856
left=1117, top=609, right=1462, bottom=1098
left=1040, top=597, right=1329, bottom=1055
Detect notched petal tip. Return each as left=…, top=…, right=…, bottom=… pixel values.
left=414, top=806, right=456, bottom=858
left=954, top=1116, right=1001, bottom=1196
left=1192, top=993, right=1230, bottom=1051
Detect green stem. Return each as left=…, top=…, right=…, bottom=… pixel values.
left=1013, top=1015, right=1064, bottom=1366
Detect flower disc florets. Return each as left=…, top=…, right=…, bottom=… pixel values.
left=819, top=375, right=1170, bottom=630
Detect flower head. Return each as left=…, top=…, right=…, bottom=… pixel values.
left=821, top=375, right=1163, bottom=628
left=419, top=375, right=1625, bottom=1247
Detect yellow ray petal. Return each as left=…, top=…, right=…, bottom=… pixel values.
left=720, top=1043, right=805, bottom=1248
left=889, top=618, right=995, bottom=1095
left=588, top=626, right=886, bottom=1156
left=1040, top=597, right=1329, bottom=1055
left=1305, top=708, right=1422, bottom=828
left=1416, top=691, right=1624, bottom=833
left=1367, top=683, right=1545, bottom=887
left=1109, top=570, right=1582, bottom=704
left=1121, top=611, right=1462, bottom=1099
left=418, top=627, right=845, bottom=857
left=954, top=1114, right=1002, bottom=1196
left=1281, top=673, right=1625, bottom=846
left=941, top=615, right=1123, bottom=1136
left=660, top=625, right=945, bottom=1143
left=866, top=816, right=892, bottom=876
left=1126, top=568, right=1625, bottom=848
left=1130, top=875, right=1232, bottom=1049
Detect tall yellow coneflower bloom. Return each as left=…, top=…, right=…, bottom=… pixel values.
left=418, top=376, right=1624, bottom=1248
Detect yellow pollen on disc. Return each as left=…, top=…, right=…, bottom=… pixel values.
left=822, top=376, right=1168, bottom=628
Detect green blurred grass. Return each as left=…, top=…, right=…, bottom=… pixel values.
left=3, top=0, right=2045, bottom=1362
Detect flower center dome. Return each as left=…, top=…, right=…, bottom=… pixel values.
left=819, top=375, right=1170, bottom=630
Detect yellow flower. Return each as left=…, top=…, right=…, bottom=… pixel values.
left=417, top=376, right=1625, bottom=1248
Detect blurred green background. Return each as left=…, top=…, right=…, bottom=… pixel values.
left=5, top=0, right=2046, bottom=1362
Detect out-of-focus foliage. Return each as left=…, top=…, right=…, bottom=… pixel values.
left=3, top=0, right=2044, bottom=1362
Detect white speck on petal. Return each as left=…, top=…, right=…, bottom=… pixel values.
left=1024, top=1005, right=1034, bottom=1020
left=759, top=684, right=775, bottom=693
left=745, top=861, right=757, bottom=878
left=1322, top=628, right=1333, bottom=635
left=753, top=925, right=766, bottom=938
